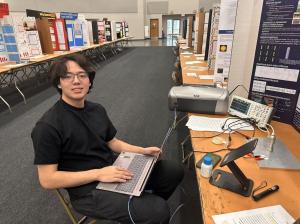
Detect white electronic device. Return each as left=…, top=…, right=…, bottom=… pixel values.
left=228, top=95, right=273, bottom=128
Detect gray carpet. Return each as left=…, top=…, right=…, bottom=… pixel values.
left=0, top=47, right=202, bottom=224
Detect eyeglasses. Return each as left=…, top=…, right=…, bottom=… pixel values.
left=61, top=72, right=89, bottom=81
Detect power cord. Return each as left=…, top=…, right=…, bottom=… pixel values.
left=161, top=108, right=178, bottom=151
left=161, top=109, right=188, bottom=152
left=190, top=118, right=256, bottom=152
left=169, top=203, right=184, bottom=224
left=251, top=180, right=267, bottom=199
left=128, top=195, right=135, bottom=224
left=229, top=84, right=249, bottom=96
left=266, top=123, right=276, bottom=152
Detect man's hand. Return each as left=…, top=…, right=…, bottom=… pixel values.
left=97, top=166, right=133, bottom=183
left=142, top=147, right=161, bottom=157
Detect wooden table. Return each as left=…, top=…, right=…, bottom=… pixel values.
left=179, top=51, right=300, bottom=223
left=192, top=118, right=300, bottom=223
left=179, top=49, right=214, bottom=85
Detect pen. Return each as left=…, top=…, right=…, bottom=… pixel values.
left=254, top=155, right=268, bottom=160
left=243, top=154, right=268, bottom=160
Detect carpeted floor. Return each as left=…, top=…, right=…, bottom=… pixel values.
left=0, top=47, right=202, bottom=224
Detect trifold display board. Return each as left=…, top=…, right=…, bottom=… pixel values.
left=111, top=21, right=116, bottom=41
left=204, top=10, right=212, bottom=61
left=36, top=18, right=53, bottom=54
left=91, top=20, right=99, bottom=44
left=61, top=12, right=84, bottom=48
left=186, top=16, right=193, bottom=48
left=73, top=20, right=84, bottom=46
left=249, top=0, right=300, bottom=126
left=0, top=25, right=9, bottom=63
left=22, top=17, right=43, bottom=57
left=105, top=20, right=112, bottom=41
left=182, top=19, right=187, bottom=39
left=122, top=21, right=129, bottom=37
left=81, top=19, right=90, bottom=46
left=208, top=5, right=220, bottom=70
left=213, top=0, right=238, bottom=83
left=116, top=22, right=122, bottom=39
left=193, top=12, right=205, bottom=54
left=0, top=4, right=10, bottom=64
left=26, top=9, right=68, bottom=53
left=6, top=15, right=31, bottom=60
left=1, top=16, right=20, bottom=62
left=97, top=21, right=106, bottom=43
left=49, top=18, right=69, bottom=51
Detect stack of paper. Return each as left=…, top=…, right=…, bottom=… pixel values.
left=212, top=205, right=295, bottom=224
left=186, top=72, right=197, bottom=77
left=186, top=61, right=202, bottom=65
left=186, top=66, right=209, bottom=71
left=186, top=116, right=253, bottom=132
left=180, top=46, right=189, bottom=49
left=181, top=52, right=193, bottom=55
left=199, top=75, right=214, bottom=80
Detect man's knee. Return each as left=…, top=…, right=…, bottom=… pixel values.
left=133, top=195, right=170, bottom=224
left=162, top=160, right=184, bottom=184
left=143, top=200, right=170, bottom=224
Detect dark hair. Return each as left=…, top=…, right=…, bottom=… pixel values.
left=49, top=54, right=95, bottom=95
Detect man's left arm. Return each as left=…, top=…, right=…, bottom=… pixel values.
left=107, top=137, right=160, bottom=156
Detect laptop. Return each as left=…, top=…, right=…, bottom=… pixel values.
left=96, top=152, right=157, bottom=196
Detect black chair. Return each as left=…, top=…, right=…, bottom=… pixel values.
left=55, top=189, right=96, bottom=224
left=55, top=189, right=121, bottom=224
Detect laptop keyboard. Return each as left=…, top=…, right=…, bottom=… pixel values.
left=115, top=154, right=150, bottom=193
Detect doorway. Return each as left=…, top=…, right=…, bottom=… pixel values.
left=167, top=19, right=180, bottom=37
left=150, top=19, right=159, bottom=39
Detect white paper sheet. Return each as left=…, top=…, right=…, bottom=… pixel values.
left=181, top=52, right=193, bottom=55
left=212, top=205, right=295, bottom=224
left=186, top=116, right=253, bottom=132
left=186, top=72, right=197, bottom=77
left=199, top=75, right=214, bottom=80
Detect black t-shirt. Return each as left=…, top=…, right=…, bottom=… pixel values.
left=31, top=99, right=117, bottom=199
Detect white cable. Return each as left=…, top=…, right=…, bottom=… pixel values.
left=128, top=196, right=136, bottom=224
left=161, top=109, right=178, bottom=151
left=161, top=127, right=172, bottom=151
left=266, top=123, right=275, bottom=136
left=265, top=123, right=276, bottom=152
left=258, top=126, right=270, bottom=136
left=172, top=107, right=177, bottom=128
left=169, top=203, right=184, bottom=224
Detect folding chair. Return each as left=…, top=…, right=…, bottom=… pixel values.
left=55, top=189, right=96, bottom=224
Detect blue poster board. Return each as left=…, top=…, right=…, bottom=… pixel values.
left=1, top=24, right=20, bottom=63
left=66, top=21, right=75, bottom=47
left=74, top=21, right=84, bottom=46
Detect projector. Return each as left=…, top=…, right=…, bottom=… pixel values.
left=168, top=85, right=229, bottom=114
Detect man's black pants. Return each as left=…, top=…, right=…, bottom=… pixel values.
left=71, top=160, right=184, bottom=224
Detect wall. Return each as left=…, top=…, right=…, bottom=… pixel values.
left=6, top=0, right=146, bottom=39
left=145, top=0, right=200, bottom=39
left=168, top=0, right=200, bottom=14
left=146, top=14, right=163, bottom=38
left=228, top=0, right=263, bottom=97
left=199, top=0, right=220, bottom=11
left=5, top=0, right=206, bottom=39
left=6, top=0, right=138, bottom=13
left=162, top=14, right=182, bottom=38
